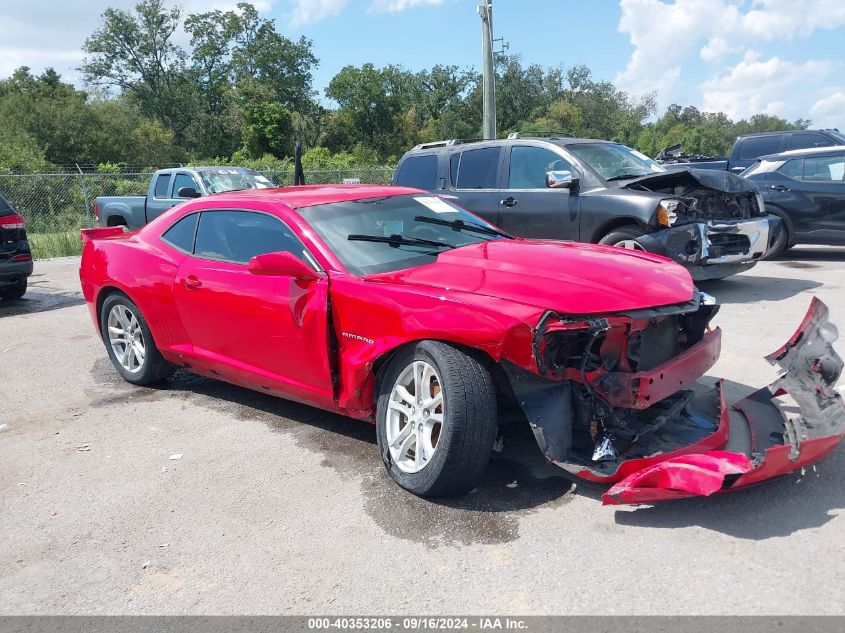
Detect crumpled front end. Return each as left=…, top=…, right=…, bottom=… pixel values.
left=505, top=296, right=845, bottom=505
left=623, top=168, right=783, bottom=279
left=603, top=297, right=845, bottom=505
left=637, top=215, right=783, bottom=281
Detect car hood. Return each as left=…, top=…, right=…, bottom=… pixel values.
left=617, top=168, right=758, bottom=194
left=364, top=240, right=694, bottom=315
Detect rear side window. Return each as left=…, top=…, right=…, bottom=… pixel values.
left=450, top=153, right=460, bottom=186
left=161, top=213, right=199, bottom=252
left=739, top=136, right=783, bottom=160
left=0, top=193, right=12, bottom=216
left=786, top=133, right=833, bottom=151
left=455, top=147, right=501, bottom=189
left=802, top=155, right=845, bottom=182
left=194, top=210, right=307, bottom=264
left=395, top=155, right=437, bottom=190
left=154, top=174, right=172, bottom=198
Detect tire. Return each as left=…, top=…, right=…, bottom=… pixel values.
left=100, top=292, right=175, bottom=385
left=0, top=278, right=27, bottom=301
left=376, top=341, right=498, bottom=497
left=764, top=224, right=791, bottom=260
left=598, top=225, right=647, bottom=250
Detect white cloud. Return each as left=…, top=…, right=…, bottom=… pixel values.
left=700, top=51, right=833, bottom=120
left=0, top=0, right=276, bottom=81
left=699, top=37, right=743, bottom=62
left=368, top=0, right=444, bottom=13
left=616, top=0, right=845, bottom=111
left=810, top=91, right=845, bottom=128
left=288, top=0, right=349, bottom=27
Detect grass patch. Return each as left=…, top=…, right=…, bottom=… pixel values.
left=28, top=231, right=83, bottom=259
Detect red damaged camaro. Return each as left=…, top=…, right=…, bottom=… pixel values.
left=79, top=185, right=845, bottom=504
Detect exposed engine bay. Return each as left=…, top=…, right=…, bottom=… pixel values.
left=625, top=168, right=765, bottom=222
left=503, top=296, right=845, bottom=504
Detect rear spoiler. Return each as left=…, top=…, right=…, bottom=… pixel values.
left=80, top=226, right=126, bottom=244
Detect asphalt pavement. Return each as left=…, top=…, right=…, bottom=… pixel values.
left=1, top=248, right=844, bottom=615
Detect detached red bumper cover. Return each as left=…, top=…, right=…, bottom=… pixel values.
left=603, top=297, right=845, bottom=505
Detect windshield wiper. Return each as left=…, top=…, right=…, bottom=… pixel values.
left=347, top=233, right=455, bottom=249
left=413, top=215, right=512, bottom=238
left=605, top=173, right=649, bottom=181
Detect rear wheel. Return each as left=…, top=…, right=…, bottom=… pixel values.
left=100, top=293, right=175, bottom=385
left=376, top=341, right=498, bottom=497
left=0, top=278, right=27, bottom=301
left=598, top=225, right=646, bottom=250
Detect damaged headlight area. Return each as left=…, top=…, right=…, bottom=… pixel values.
left=510, top=292, right=721, bottom=476
left=506, top=296, right=845, bottom=504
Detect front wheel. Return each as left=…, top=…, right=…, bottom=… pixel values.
left=598, top=225, right=646, bottom=250
left=100, top=293, right=175, bottom=385
left=376, top=341, right=498, bottom=497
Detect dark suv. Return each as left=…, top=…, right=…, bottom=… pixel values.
left=741, top=145, right=845, bottom=254
left=0, top=192, right=33, bottom=300
left=394, top=134, right=782, bottom=280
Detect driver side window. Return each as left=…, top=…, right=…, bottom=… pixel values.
left=509, top=146, right=571, bottom=189
left=194, top=210, right=308, bottom=264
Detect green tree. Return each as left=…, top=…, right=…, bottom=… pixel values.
left=81, top=0, right=196, bottom=141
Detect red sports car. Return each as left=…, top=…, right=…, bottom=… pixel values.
left=79, top=185, right=845, bottom=504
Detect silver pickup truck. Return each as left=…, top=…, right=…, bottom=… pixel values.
left=94, top=167, right=275, bottom=229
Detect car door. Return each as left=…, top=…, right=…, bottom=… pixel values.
left=146, top=172, right=178, bottom=221
left=446, top=146, right=507, bottom=226
left=172, top=209, right=334, bottom=407
left=796, top=154, right=845, bottom=242
left=497, top=143, right=580, bottom=239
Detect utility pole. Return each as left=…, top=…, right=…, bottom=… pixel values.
left=477, top=1, right=496, bottom=139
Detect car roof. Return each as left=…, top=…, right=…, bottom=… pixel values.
left=738, top=129, right=838, bottom=139
left=758, top=145, right=845, bottom=161
left=404, top=137, right=614, bottom=155
left=196, top=184, right=424, bottom=208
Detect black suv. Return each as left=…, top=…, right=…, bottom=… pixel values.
left=0, top=192, right=33, bottom=300
left=742, top=145, right=845, bottom=254
left=393, top=134, right=782, bottom=280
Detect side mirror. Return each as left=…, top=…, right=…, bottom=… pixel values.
left=248, top=251, right=320, bottom=281
left=177, top=186, right=202, bottom=199
left=546, top=170, right=579, bottom=189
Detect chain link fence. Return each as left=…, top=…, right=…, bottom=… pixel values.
left=0, top=168, right=395, bottom=259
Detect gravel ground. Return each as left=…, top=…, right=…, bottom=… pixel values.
left=1, top=249, right=844, bottom=615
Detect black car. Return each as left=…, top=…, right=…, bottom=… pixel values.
left=394, top=134, right=782, bottom=280
left=658, top=128, right=845, bottom=174
left=742, top=145, right=845, bottom=255
left=0, top=192, right=33, bottom=300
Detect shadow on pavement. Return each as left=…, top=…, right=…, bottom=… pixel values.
left=699, top=274, right=821, bottom=304
left=774, top=246, right=845, bottom=262
left=0, top=289, right=84, bottom=317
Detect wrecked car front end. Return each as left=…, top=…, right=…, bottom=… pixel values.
left=505, top=295, right=845, bottom=505
left=626, top=169, right=783, bottom=280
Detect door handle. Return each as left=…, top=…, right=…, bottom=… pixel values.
left=181, top=275, right=202, bottom=290
left=501, top=197, right=518, bottom=208
left=768, top=185, right=789, bottom=192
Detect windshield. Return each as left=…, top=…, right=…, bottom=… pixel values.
left=198, top=168, right=275, bottom=194
left=567, top=143, right=666, bottom=181
left=830, top=130, right=845, bottom=144
left=298, top=194, right=508, bottom=276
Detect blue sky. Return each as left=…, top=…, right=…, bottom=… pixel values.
left=1, top=0, right=843, bottom=127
